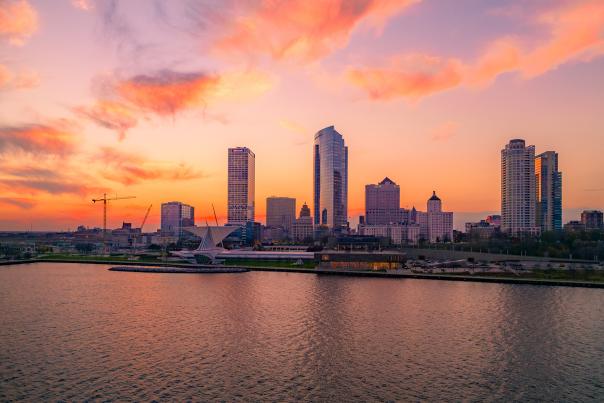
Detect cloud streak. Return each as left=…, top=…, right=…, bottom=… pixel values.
left=96, top=147, right=205, bottom=185
left=0, top=121, right=78, bottom=156
left=0, top=197, right=35, bottom=209
left=347, top=1, right=604, bottom=100
left=116, top=70, right=220, bottom=116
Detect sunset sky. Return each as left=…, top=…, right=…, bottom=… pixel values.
left=1, top=0, right=603, bottom=231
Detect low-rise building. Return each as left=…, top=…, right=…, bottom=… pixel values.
left=358, top=223, right=420, bottom=245
left=581, top=210, right=603, bottom=230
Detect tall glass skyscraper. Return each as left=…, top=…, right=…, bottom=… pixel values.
left=313, top=126, right=348, bottom=230
left=535, top=151, right=562, bottom=232
left=227, top=147, right=255, bottom=225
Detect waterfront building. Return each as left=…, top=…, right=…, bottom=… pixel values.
left=292, top=202, right=314, bottom=241
left=316, top=251, right=406, bottom=271
left=535, top=151, right=562, bottom=232
left=228, top=147, right=255, bottom=225
left=411, top=191, right=453, bottom=243
left=501, top=139, right=539, bottom=235
left=314, top=126, right=348, bottom=231
left=581, top=210, right=603, bottom=230
left=161, top=201, right=195, bottom=238
left=365, top=177, right=405, bottom=225
left=358, top=223, right=420, bottom=245
left=266, top=197, right=296, bottom=236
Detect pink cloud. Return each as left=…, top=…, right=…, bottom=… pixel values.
left=346, top=54, right=464, bottom=100
left=74, top=100, right=137, bottom=141
left=347, top=0, right=604, bottom=100
left=0, top=0, right=38, bottom=46
left=0, top=121, right=78, bottom=156
left=213, top=0, right=420, bottom=62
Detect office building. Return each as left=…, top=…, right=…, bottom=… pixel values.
left=413, top=191, right=454, bottom=243
left=266, top=197, right=296, bottom=235
left=581, top=210, right=603, bottom=230
left=365, top=177, right=406, bottom=224
left=228, top=147, right=255, bottom=225
left=161, top=201, right=195, bottom=237
left=314, top=125, right=348, bottom=230
left=535, top=151, right=562, bottom=231
left=501, top=139, right=538, bottom=235
left=292, top=202, right=314, bottom=241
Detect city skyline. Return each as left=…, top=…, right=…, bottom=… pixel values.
left=1, top=0, right=604, bottom=231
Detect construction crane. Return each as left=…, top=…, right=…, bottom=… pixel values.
left=140, top=204, right=152, bottom=231
left=132, top=204, right=152, bottom=255
left=91, top=193, right=136, bottom=240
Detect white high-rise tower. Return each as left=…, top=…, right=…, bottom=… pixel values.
left=501, top=139, right=538, bottom=235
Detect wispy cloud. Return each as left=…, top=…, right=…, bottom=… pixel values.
left=73, top=100, right=138, bottom=140
left=0, top=197, right=35, bottom=209
left=115, top=70, right=220, bottom=116
left=430, top=121, right=458, bottom=142
left=71, top=0, right=93, bottom=11
left=347, top=1, right=604, bottom=100
left=0, top=0, right=38, bottom=46
left=211, top=0, right=420, bottom=63
left=0, top=159, right=100, bottom=196
left=347, top=54, right=464, bottom=100
left=77, top=69, right=271, bottom=138
left=0, top=64, right=39, bottom=90
left=96, top=147, right=205, bottom=185
left=0, top=121, right=78, bottom=156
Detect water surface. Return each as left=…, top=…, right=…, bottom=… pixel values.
left=1, top=262, right=603, bottom=401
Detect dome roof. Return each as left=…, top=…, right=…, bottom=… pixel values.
left=429, top=191, right=441, bottom=201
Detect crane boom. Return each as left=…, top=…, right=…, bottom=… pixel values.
left=140, top=204, right=152, bottom=231
left=91, top=193, right=136, bottom=253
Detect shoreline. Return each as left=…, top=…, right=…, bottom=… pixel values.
left=1, top=258, right=603, bottom=289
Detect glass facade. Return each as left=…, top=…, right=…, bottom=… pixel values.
left=535, top=151, right=562, bottom=232
left=313, top=126, right=348, bottom=230
left=160, top=201, right=195, bottom=238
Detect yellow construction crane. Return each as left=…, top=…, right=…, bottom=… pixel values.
left=92, top=193, right=136, bottom=239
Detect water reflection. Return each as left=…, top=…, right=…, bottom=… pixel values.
left=0, top=263, right=602, bottom=401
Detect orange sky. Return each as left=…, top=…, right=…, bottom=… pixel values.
left=0, top=0, right=603, bottom=231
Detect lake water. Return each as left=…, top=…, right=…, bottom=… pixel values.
left=1, top=262, right=603, bottom=401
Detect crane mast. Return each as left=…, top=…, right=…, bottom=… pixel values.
left=91, top=193, right=136, bottom=253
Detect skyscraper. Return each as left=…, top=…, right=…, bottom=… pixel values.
left=228, top=147, right=255, bottom=225
left=161, top=201, right=195, bottom=238
left=535, top=151, right=562, bottom=232
left=365, top=177, right=404, bottom=225
left=313, top=126, right=348, bottom=230
left=266, top=197, right=296, bottom=235
left=501, top=139, right=538, bottom=235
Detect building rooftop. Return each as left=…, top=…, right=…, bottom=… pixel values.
left=429, top=191, right=441, bottom=201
